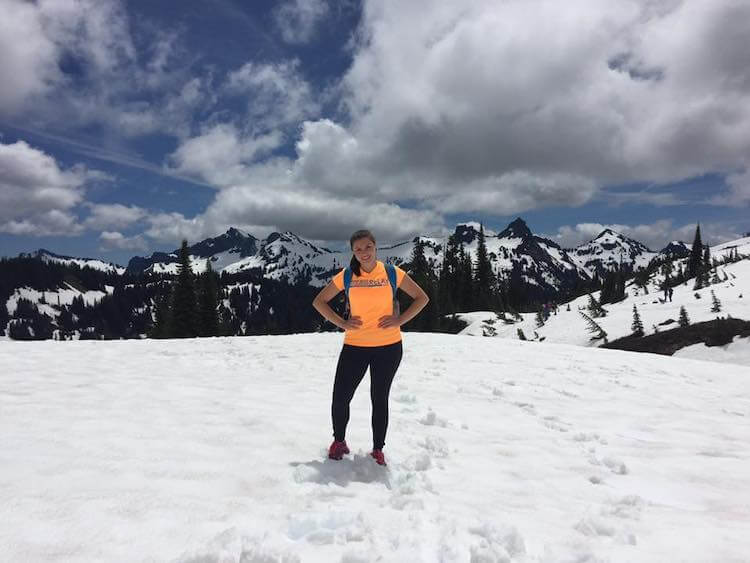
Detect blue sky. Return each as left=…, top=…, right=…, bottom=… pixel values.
left=1, top=0, right=748, bottom=266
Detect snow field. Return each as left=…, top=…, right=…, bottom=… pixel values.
left=460, top=259, right=750, bottom=366
left=1, top=333, right=749, bottom=562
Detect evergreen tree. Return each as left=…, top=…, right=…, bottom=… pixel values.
left=198, top=260, right=220, bottom=337
left=443, top=235, right=462, bottom=311
left=407, top=238, right=438, bottom=331
left=701, top=246, right=711, bottom=287
left=423, top=276, right=440, bottom=331
left=150, top=284, right=172, bottom=338
left=170, top=240, right=198, bottom=338
left=687, top=224, right=703, bottom=279
left=710, top=290, right=722, bottom=313
left=580, top=311, right=608, bottom=343
left=457, top=245, right=474, bottom=312
left=473, top=223, right=495, bottom=310
left=678, top=305, right=690, bottom=327
left=631, top=304, right=644, bottom=337
left=587, top=293, right=607, bottom=318
left=436, top=245, right=455, bottom=315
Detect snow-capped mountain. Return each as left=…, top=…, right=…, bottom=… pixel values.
left=458, top=234, right=750, bottom=364
left=5, top=223, right=748, bottom=345
left=127, top=229, right=345, bottom=286
left=19, top=221, right=692, bottom=297
left=712, top=235, right=750, bottom=261
left=376, top=218, right=590, bottom=299
left=653, top=240, right=691, bottom=263
left=493, top=218, right=588, bottom=294
left=567, top=229, right=657, bottom=278
left=20, top=249, right=125, bottom=275
left=126, top=227, right=260, bottom=275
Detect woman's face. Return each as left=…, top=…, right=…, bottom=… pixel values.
left=352, top=237, right=377, bottom=267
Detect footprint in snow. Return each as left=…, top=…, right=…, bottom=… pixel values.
left=419, top=410, right=448, bottom=427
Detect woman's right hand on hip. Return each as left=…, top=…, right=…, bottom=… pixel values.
left=341, top=316, right=363, bottom=330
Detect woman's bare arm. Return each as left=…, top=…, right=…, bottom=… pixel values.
left=312, top=282, right=362, bottom=330
left=378, top=273, right=429, bottom=328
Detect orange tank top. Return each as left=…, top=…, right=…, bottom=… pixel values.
left=332, top=261, right=406, bottom=347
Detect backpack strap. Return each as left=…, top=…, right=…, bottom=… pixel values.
left=385, top=262, right=400, bottom=316
left=385, top=263, right=398, bottom=299
left=343, top=267, right=352, bottom=319
left=343, top=267, right=353, bottom=298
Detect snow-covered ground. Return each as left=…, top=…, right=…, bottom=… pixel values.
left=459, top=257, right=750, bottom=366
left=1, top=333, right=749, bottom=562
left=673, top=335, right=750, bottom=365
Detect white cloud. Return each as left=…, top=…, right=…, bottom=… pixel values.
left=710, top=168, right=750, bottom=206
left=99, top=230, right=148, bottom=251
left=144, top=212, right=209, bottom=245
left=201, top=183, right=444, bottom=242
left=274, top=0, right=329, bottom=44
left=225, top=60, right=320, bottom=132
left=8, top=0, right=750, bottom=249
left=166, top=59, right=322, bottom=186
left=1, top=210, right=84, bottom=237
left=140, top=178, right=444, bottom=246
left=272, top=0, right=750, bottom=214
left=0, top=0, right=61, bottom=111
left=428, top=172, right=598, bottom=215
left=166, top=123, right=283, bottom=186
left=0, top=140, right=93, bottom=235
left=0, top=0, right=212, bottom=138
left=84, top=203, right=148, bottom=230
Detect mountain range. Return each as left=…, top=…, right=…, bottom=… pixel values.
left=4, top=216, right=744, bottom=343
left=44, top=218, right=686, bottom=290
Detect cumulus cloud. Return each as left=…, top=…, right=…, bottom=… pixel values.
left=166, top=124, right=283, bottom=186
left=143, top=212, right=211, bottom=245
left=99, top=231, right=148, bottom=251
left=0, top=140, right=96, bottom=235
left=83, top=203, right=148, bottom=230
left=172, top=0, right=747, bottom=237
left=1, top=210, right=83, bottom=237
left=142, top=181, right=444, bottom=246
left=0, top=0, right=61, bottom=111
left=225, top=60, right=320, bottom=132
left=274, top=0, right=329, bottom=44
left=166, top=59, right=322, bottom=186
left=201, top=183, right=444, bottom=241
left=273, top=0, right=750, bottom=215
left=7, top=0, right=750, bottom=249
left=710, top=168, right=750, bottom=206
left=548, top=219, right=742, bottom=250
left=0, top=0, right=212, bottom=137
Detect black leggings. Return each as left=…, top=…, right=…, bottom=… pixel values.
left=331, top=341, right=403, bottom=450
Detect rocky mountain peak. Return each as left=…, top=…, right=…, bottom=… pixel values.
left=497, top=217, right=533, bottom=240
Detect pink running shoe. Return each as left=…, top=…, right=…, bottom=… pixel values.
left=370, top=449, right=386, bottom=466
left=328, top=440, right=350, bottom=460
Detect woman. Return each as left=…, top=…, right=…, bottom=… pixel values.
left=312, top=229, right=429, bottom=466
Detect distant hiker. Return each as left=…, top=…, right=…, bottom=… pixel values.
left=668, top=287, right=673, bottom=302
left=663, top=285, right=669, bottom=302
left=312, top=229, right=429, bottom=466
